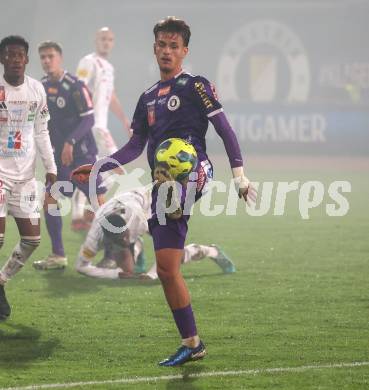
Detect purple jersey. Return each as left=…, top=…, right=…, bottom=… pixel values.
left=131, top=71, right=223, bottom=169
left=42, top=72, right=98, bottom=162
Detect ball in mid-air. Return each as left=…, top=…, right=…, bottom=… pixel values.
left=154, top=138, right=198, bottom=182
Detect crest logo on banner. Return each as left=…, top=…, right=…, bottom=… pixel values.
left=217, top=19, right=311, bottom=103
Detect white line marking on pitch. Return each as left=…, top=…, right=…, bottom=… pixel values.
left=2, top=361, right=369, bottom=390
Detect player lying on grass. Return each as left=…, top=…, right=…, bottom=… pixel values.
left=75, top=188, right=235, bottom=279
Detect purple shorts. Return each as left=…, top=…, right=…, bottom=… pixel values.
left=148, top=159, right=213, bottom=251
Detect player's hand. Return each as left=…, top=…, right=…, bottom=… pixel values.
left=239, top=182, right=257, bottom=206
left=118, top=271, right=135, bottom=279
left=236, top=175, right=257, bottom=207
left=138, top=273, right=155, bottom=281
left=61, top=142, right=73, bottom=166
left=71, top=164, right=93, bottom=184
left=45, top=172, right=57, bottom=186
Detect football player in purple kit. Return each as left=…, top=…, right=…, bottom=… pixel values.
left=73, top=17, right=256, bottom=366
left=33, top=41, right=106, bottom=271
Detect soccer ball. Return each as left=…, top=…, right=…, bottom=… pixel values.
left=154, top=138, right=198, bottom=182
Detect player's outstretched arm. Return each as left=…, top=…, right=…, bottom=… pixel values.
left=71, top=131, right=147, bottom=184
left=209, top=112, right=257, bottom=205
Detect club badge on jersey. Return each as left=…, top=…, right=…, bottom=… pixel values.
left=167, top=95, right=181, bottom=111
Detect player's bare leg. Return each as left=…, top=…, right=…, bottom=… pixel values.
left=71, top=189, right=89, bottom=231
left=156, top=248, right=206, bottom=366
left=156, top=248, right=190, bottom=308
left=0, top=218, right=40, bottom=320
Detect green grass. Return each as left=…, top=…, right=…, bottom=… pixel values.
left=0, top=158, right=368, bottom=389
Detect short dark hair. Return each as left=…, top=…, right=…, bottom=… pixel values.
left=38, top=41, right=63, bottom=54
left=0, top=35, right=29, bottom=55
left=153, top=17, right=191, bottom=47
left=102, top=214, right=127, bottom=243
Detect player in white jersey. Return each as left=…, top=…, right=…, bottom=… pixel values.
left=76, top=188, right=236, bottom=280
left=77, top=27, right=130, bottom=154
left=72, top=27, right=131, bottom=231
left=0, top=36, right=57, bottom=320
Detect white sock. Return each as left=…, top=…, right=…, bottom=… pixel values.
left=145, top=263, right=158, bottom=280
left=71, top=189, right=87, bottom=220
left=0, top=236, right=40, bottom=282
left=183, top=244, right=218, bottom=264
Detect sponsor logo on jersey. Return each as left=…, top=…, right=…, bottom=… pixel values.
left=62, top=82, right=70, bottom=91
left=0, top=86, right=5, bottom=101
left=9, top=108, right=24, bottom=122
left=196, top=160, right=213, bottom=192
left=56, top=96, right=66, bottom=108
left=176, top=77, right=188, bottom=87
left=167, top=95, right=181, bottom=111
left=158, top=97, right=167, bottom=105
left=7, top=100, right=27, bottom=105
left=28, top=101, right=37, bottom=113
left=158, top=86, right=171, bottom=96
left=77, top=68, right=89, bottom=78
left=7, top=129, right=22, bottom=150
left=194, top=82, right=213, bottom=109
left=0, top=102, right=7, bottom=122
left=40, top=105, right=49, bottom=119
left=147, top=104, right=156, bottom=126
left=47, top=87, right=58, bottom=95
left=27, top=113, right=35, bottom=122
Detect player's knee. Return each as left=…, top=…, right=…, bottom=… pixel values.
left=20, top=236, right=41, bottom=252
left=156, top=266, right=179, bottom=283
left=43, top=193, right=58, bottom=212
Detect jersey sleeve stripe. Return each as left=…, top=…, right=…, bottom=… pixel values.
left=80, top=109, right=94, bottom=117
left=207, top=108, right=224, bottom=118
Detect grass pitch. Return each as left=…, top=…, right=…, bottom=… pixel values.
left=0, top=156, right=368, bottom=389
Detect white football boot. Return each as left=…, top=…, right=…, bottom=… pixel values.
left=33, top=254, right=68, bottom=270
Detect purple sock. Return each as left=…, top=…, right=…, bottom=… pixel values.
left=44, top=210, right=65, bottom=257
left=172, top=304, right=198, bottom=339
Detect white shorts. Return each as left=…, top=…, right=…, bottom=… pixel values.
left=92, top=126, right=118, bottom=157
left=0, top=177, right=40, bottom=219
